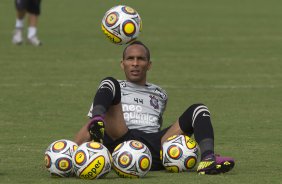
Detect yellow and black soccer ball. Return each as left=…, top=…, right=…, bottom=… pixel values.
left=101, top=5, right=142, bottom=45
left=72, top=142, right=112, bottom=179
left=161, top=135, right=199, bottom=173
left=112, top=140, right=152, bottom=178
left=44, top=139, right=78, bottom=177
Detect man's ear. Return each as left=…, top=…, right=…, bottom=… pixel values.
left=120, top=60, right=124, bottom=70
left=147, top=61, right=152, bottom=71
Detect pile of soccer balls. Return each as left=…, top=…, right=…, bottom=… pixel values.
left=44, top=139, right=152, bottom=179
left=44, top=135, right=198, bottom=179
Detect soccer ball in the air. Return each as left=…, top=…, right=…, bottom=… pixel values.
left=161, top=135, right=199, bottom=172
left=72, top=142, right=112, bottom=179
left=44, top=139, right=78, bottom=177
left=112, top=140, right=152, bottom=178
left=101, top=5, right=142, bottom=45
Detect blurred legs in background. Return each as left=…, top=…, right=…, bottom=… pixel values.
left=12, top=0, right=42, bottom=46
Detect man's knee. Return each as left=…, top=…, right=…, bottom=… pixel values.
left=178, top=103, right=211, bottom=134
left=99, top=77, right=121, bottom=105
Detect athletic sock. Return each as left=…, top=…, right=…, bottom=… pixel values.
left=91, top=77, right=121, bottom=117
left=92, top=87, right=114, bottom=117
left=28, top=26, right=37, bottom=39
left=193, top=113, right=215, bottom=160
left=179, top=104, right=215, bottom=160
left=15, top=18, right=24, bottom=29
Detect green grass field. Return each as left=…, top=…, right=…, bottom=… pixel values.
left=1, top=0, right=282, bottom=183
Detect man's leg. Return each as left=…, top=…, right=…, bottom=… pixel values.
left=12, top=0, right=26, bottom=45
left=26, top=0, right=42, bottom=46
left=104, top=103, right=128, bottom=140
left=74, top=77, right=128, bottom=145
left=74, top=103, right=127, bottom=145
left=161, top=103, right=235, bottom=174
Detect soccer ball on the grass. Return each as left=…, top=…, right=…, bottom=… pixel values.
left=101, top=5, right=142, bottom=45
left=161, top=135, right=199, bottom=173
left=72, top=142, right=112, bottom=179
left=112, top=140, right=152, bottom=178
left=44, top=139, right=78, bottom=177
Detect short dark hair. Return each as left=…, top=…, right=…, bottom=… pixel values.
left=122, top=40, right=150, bottom=61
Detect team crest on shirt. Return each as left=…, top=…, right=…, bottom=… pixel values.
left=149, top=95, right=159, bottom=109
left=120, top=81, right=126, bottom=88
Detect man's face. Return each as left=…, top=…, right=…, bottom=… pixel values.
left=121, top=44, right=151, bottom=85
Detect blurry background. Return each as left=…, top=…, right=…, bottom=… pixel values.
left=0, top=0, right=281, bottom=183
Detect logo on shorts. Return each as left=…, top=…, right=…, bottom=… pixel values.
left=149, top=95, right=159, bottom=109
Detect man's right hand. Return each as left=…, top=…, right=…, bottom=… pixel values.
left=87, top=116, right=105, bottom=143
